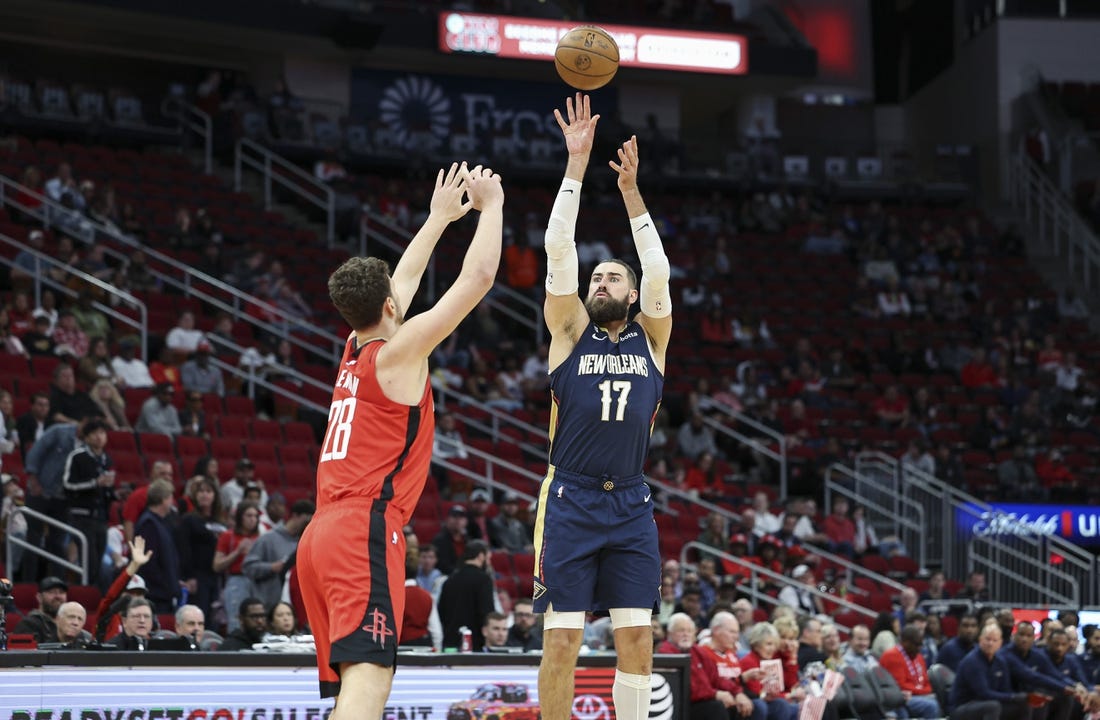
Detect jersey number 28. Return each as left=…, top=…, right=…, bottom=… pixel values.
left=320, top=397, right=357, bottom=462
left=597, top=380, right=632, bottom=422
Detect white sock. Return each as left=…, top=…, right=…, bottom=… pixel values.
left=612, top=670, right=651, bottom=720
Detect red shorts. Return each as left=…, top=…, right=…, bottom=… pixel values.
left=297, top=500, right=406, bottom=698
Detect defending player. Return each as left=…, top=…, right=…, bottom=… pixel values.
left=535, top=93, right=673, bottom=720
left=297, top=162, right=503, bottom=716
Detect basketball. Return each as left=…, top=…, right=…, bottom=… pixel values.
left=554, top=25, right=620, bottom=91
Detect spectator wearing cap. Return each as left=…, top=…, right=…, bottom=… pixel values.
left=13, top=575, right=68, bottom=643
left=432, top=504, right=470, bottom=576
left=488, top=492, right=531, bottom=553
left=94, top=534, right=153, bottom=642
left=165, top=311, right=206, bottom=356
left=220, top=458, right=268, bottom=516
left=62, top=417, right=116, bottom=586
left=135, top=382, right=182, bottom=436
left=181, top=340, right=225, bottom=397
left=438, top=540, right=495, bottom=651
left=241, top=499, right=315, bottom=611
left=466, top=488, right=492, bottom=543
left=111, top=337, right=154, bottom=389
left=22, top=315, right=56, bottom=356
left=777, top=564, right=824, bottom=616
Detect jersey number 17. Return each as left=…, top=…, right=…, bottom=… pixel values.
left=598, top=380, right=632, bottom=422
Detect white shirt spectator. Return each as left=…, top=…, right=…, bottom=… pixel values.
left=1056, top=361, right=1085, bottom=393
left=878, top=291, right=911, bottom=316
left=112, top=355, right=155, bottom=389
left=753, top=511, right=781, bottom=537
left=166, top=326, right=206, bottom=353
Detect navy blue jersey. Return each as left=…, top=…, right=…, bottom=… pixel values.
left=548, top=320, right=663, bottom=477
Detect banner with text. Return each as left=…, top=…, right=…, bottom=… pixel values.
left=349, top=69, right=618, bottom=158
left=438, top=12, right=748, bottom=75
left=3, top=663, right=682, bottom=720
left=955, top=503, right=1100, bottom=547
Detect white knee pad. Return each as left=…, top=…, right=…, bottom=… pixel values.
left=543, top=605, right=587, bottom=630
left=609, top=607, right=654, bottom=629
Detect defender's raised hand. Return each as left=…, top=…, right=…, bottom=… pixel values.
left=429, top=161, right=474, bottom=223
left=608, top=135, right=640, bottom=193
left=463, top=165, right=504, bottom=211
left=554, top=92, right=600, bottom=158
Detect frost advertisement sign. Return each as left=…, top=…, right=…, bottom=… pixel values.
left=956, top=503, right=1100, bottom=547
left=350, top=69, right=617, bottom=158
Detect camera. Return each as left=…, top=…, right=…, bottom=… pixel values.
left=0, top=578, right=13, bottom=602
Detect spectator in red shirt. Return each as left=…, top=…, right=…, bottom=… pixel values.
left=213, top=500, right=262, bottom=634
left=960, top=347, right=999, bottom=389
left=684, top=452, right=721, bottom=500
left=691, top=612, right=770, bottom=720
left=821, top=497, right=856, bottom=558
left=873, top=385, right=910, bottom=429
left=1036, top=333, right=1064, bottom=372
left=879, top=625, right=941, bottom=718
left=701, top=306, right=734, bottom=346
left=1036, top=449, right=1075, bottom=492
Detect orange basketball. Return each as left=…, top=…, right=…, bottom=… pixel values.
left=554, top=25, right=620, bottom=91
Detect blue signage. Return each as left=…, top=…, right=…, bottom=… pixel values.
left=955, top=503, right=1100, bottom=547
left=350, top=69, right=618, bottom=158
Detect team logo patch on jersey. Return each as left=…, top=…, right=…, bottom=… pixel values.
left=533, top=580, right=548, bottom=600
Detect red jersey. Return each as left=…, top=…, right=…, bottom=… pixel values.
left=314, top=337, right=434, bottom=523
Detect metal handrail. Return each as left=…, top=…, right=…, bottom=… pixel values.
left=361, top=209, right=545, bottom=344
left=856, top=450, right=1093, bottom=605
left=824, top=463, right=926, bottom=572
left=161, top=97, right=212, bottom=174
left=679, top=541, right=877, bottom=631
left=1010, top=152, right=1100, bottom=292
left=235, top=138, right=335, bottom=246
left=0, top=233, right=148, bottom=359
left=204, top=355, right=329, bottom=417
left=7, top=505, right=89, bottom=585
left=0, top=173, right=345, bottom=365
left=700, top=402, right=789, bottom=499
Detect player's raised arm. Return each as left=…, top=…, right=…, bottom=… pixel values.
left=390, top=161, right=473, bottom=311
left=544, top=93, right=597, bottom=342
left=383, top=166, right=504, bottom=367
left=609, top=135, right=672, bottom=367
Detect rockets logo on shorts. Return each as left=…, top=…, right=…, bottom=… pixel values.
left=363, top=607, right=394, bottom=646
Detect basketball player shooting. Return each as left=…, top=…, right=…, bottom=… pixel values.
left=296, top=162, right=504, bottom=718
left=534, top=92, right=673, bottom=720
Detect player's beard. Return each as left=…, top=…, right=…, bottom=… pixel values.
left=585, top=293, right=629, bottom=326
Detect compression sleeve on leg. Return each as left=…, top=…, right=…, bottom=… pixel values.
left=544, top=178, right=583, bottom=296
left=630, top=212, right=672, bottom=318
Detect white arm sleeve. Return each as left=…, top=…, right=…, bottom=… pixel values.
left=544, top=178, right=582, bottom=296
left=631, top=213, right=672, bottom=318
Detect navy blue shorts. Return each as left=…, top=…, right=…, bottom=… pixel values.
left=531, top=465, right=661, bottom=613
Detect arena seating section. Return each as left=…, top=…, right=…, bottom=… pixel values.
left=3, top=100, right=1099, bottom=637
